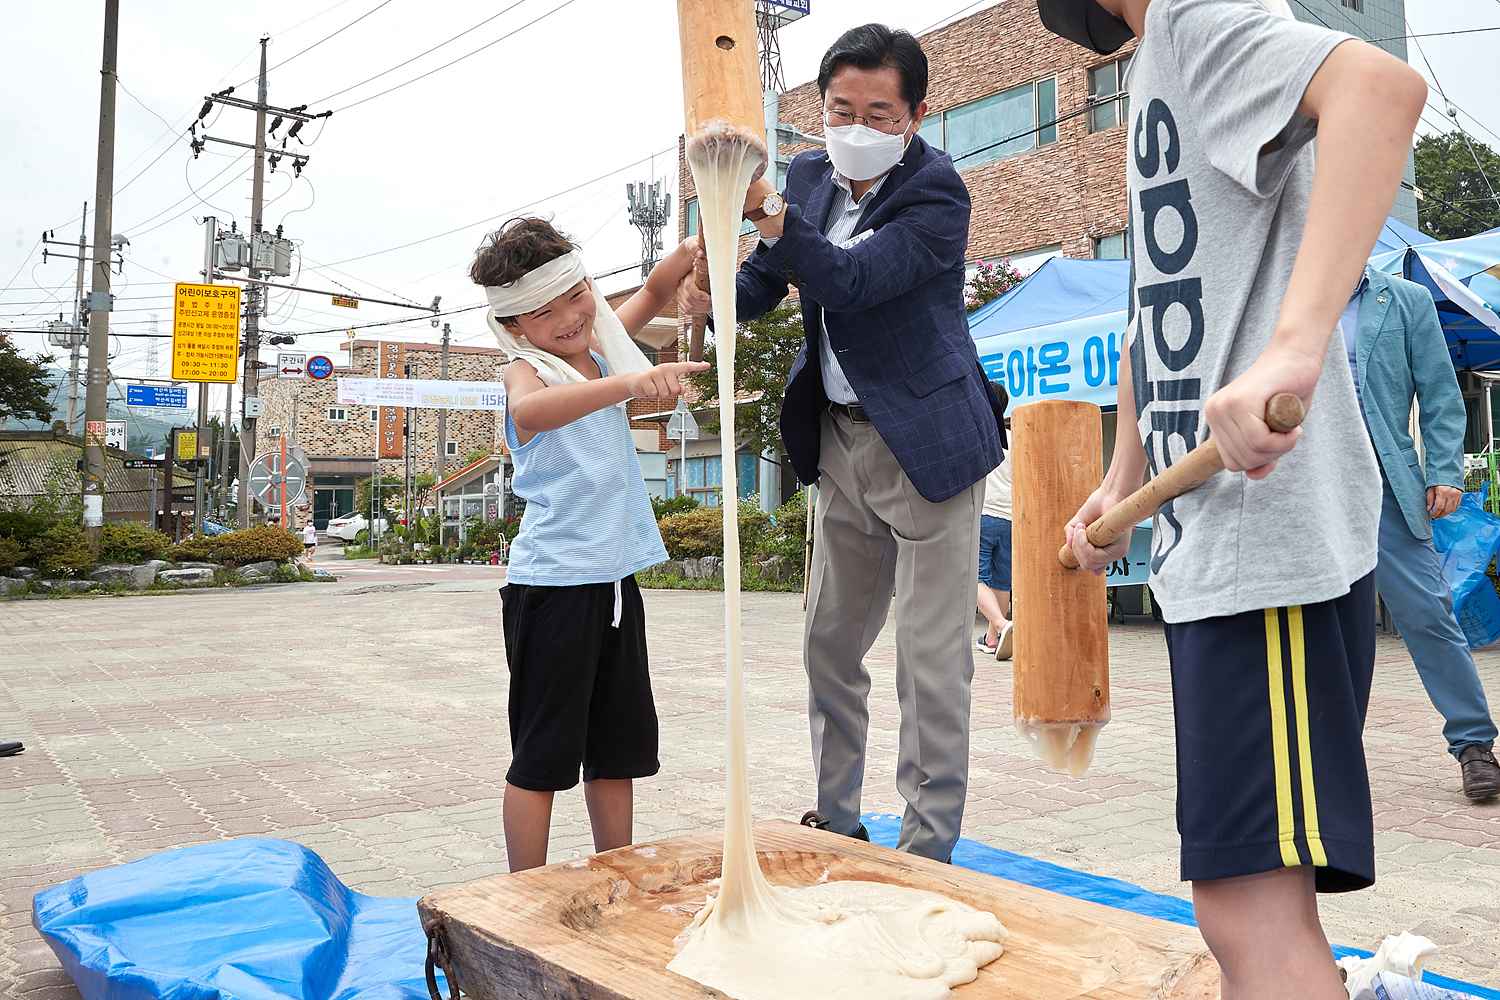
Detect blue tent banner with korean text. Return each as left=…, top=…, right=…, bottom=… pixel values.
left=974, top=310, right=1127, bottom=413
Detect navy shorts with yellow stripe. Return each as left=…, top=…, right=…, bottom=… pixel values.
left=1165, top=573, right=1376, bottom=893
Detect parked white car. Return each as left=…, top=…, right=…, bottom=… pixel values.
left=327, top=513, right=388, bottom=542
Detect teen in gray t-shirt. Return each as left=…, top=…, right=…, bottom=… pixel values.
left=1126, top=0, right=1380, bottom=623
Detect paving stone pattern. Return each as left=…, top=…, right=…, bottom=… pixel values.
left=1, top=575, right=1498, bottom=996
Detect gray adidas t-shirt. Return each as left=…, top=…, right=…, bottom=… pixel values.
left=1126, top=0, right=1381, bottom=623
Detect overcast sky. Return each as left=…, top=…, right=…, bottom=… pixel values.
left=2, top=0, right=1497, bottom=411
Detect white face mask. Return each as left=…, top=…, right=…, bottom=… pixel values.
left=824, top=122, right=912, bottom=182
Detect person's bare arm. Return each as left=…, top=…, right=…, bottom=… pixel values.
left=506, top=358, right=709, bottom=444
left=615, top=238, right=702, bottom=336
left=1206, top=41, right=1427, bottom=478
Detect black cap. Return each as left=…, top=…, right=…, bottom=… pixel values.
left=1035, top=0, right=1133, bottom=54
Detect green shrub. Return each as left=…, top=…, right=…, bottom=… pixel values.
left=353, top=528, right=369, bottom=545
left=168, top=534, right=219, bottom=563
left=214, top=525, right=304, bottom=567
left=99, top=522, right=171, bottom=564
left=759, top=489, right=809, bottom=564
left=28, top=522, right=94, bottom=577
left=0, top=509, right=54, bottom=548
left=0, top=535, right=24, bottom=573
left=651, top=494, right=699, bottom=519
left=167, top=525, right=303, bottom=567
left=658, top=506, right=770, bottom=560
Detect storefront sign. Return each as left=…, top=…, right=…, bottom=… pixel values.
left=377, top=342, right=406, bottom=459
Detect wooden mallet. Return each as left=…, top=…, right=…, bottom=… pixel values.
left=677, top=0, right=764, bottom=363
left=1013, top=393, right=1304, bottom=777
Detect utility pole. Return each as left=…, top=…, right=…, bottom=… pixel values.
left=195, top=216, right=215, bottom=533
left=81, top=0, right=119, bottom=548
left=66, top=204, right=88, bottom=429
left=236, top=38, right=270, bottom=528
left=435, top=322, right=450, bottom=546
left=218, top=383, right=233, bottom=520
left=403, top=361, right=414, bottom=540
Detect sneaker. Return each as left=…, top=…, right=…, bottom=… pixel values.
left=1459, top=744, right=1500, bottom=801
left=975, top=635, right=998, bottom=654
left=995, top=623, right=1014, bottom=662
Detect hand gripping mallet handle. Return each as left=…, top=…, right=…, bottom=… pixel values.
left=1057, top=393, right=1306, bottom=570
left=688, top=237, right=710, bottom=362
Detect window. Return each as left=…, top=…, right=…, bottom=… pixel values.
left=370, top=409, right=379, bottom=423
left=445, top=440, right=458, bottom=457
left=918, top=78, right=1057, bottom=169
left=1092, top=232, right=1129, bottom=260
left=670, top=451, right=759, bottom=506
left=1089, top=56, right=1131, bottom=132
left=685, top=197, right=699, bottom=237
left=1339, top=0, right=1362, bottom=10
left=327, top=407, right=347, bottom=422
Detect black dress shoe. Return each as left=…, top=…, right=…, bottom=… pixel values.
left=1459, top=744, right=1500, bottom=801
left=0, top=741, right=23, bottom=758
left=800, top=810, right=869, bottom=842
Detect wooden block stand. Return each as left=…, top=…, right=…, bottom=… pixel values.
left=419, top=821, right=1219, bottom=999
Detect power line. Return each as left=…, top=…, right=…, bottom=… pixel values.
left=240, top=0, right=399, bottom=86
left=918, top=0, right=994, bottom=35
left=1407, top=18, right=1500, bottom=212
left=320, top=142, right=673, bottom=267
left=314, top=0, right=533, bottom=105
left=1368, top=26, right=1500, bottom=44
left=329, top=0, right=581, bottom=114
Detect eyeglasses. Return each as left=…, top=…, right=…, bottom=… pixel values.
left=824, top=108, right=909, bottom=134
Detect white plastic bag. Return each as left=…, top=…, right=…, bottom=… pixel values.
left=1338, top=934, right=1466, bottom=999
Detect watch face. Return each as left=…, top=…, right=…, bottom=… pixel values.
left=764, top=193, right=785, bottom=216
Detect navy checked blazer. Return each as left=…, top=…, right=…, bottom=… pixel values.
left=733, top=135, right=1002, bottom=503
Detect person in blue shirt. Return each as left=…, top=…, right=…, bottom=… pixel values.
left=1344, top=266, right=1500, bottom=801
left=471, top=217, right=709, bottom=872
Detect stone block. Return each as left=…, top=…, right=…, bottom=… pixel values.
left=175, top=561, right=219, bottom=571
left=159, top=568, right=216, bottom=587
left=10, top=566, right=38, bottom=580
left=32, top=579, right=100, bottom=595
left=1, top=577, right=26, bottom=597
left=88, top=564, right=157, bottom=588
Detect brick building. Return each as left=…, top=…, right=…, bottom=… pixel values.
left=252, top=285, right=680, bottom=528
left=667, top=0, right=1414, bottom=508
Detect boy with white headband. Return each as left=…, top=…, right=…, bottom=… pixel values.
left=472, top=216, right=709, bottom=872
left=1043, top=0, right=1426, bottom=995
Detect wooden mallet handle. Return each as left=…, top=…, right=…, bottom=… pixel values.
left=1057, top=393, right=1305, bottom=569
left=688, top=239, right=709, bottom=362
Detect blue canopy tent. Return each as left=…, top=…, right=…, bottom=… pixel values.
left=1371, top=226, right=1500, bottom=371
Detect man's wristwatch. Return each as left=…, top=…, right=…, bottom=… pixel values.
left=744, top=191, right=786, bottom=223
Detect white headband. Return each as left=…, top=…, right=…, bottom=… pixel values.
left=483, top=250, right=651, bottom=387
left=484, top=251, right=587, bottom=318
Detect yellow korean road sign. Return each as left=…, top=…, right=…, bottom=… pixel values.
left=171, top=282, right=241, bottom=383
left=331, top=294, right=359, bottom=309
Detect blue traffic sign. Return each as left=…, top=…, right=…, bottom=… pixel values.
left=126, top=384, right=188, bottom=408
left=306, top=355, right=334, bottom=380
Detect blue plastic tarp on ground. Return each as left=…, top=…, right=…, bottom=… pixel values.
left=32, top=838, right=440, bottom=1000
left=863, top=814, right=1500, bottom=999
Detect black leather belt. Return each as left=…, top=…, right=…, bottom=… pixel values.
left=829, top=402, right=870, bottom=423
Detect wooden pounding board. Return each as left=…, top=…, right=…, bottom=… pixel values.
left=418, top=820, right=1219, bottom=999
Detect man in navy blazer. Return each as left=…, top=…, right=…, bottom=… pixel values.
left=725, top=24, right=1001, bottom=862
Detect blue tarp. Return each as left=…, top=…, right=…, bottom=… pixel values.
left=34, top=828, right=1500, bottom=999
left=1431, top=489, right=1500, bottom=650
left=864, top=814, right=1500, bottom=999
left=32, top=838, right=441, bottom=1000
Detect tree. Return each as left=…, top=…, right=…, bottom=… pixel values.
left=0, top=334, right=54, bottom=425
left=1414, top=132, right=1500, bottom=241
left=685, top=302, right=805, bottom=459
left=965, top=259, right=1024, bottom=312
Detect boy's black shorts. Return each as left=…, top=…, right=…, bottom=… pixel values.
left=1165, top=572, right=1376, bottom=893
left=500, top=576, right=659, bottom=792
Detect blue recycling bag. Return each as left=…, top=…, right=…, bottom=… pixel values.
left=32, top=838, right=441, bottom=1000
left=1430, top=489, right=1500, bottom=651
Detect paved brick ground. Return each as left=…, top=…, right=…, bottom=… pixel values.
left=2, top=566, right=1498, bottom=996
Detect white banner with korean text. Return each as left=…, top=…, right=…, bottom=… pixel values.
left=336, top=377, right=506, bottom=411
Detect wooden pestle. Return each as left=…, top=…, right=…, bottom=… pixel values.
left=1058, top=393, right=1306, bottom=570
